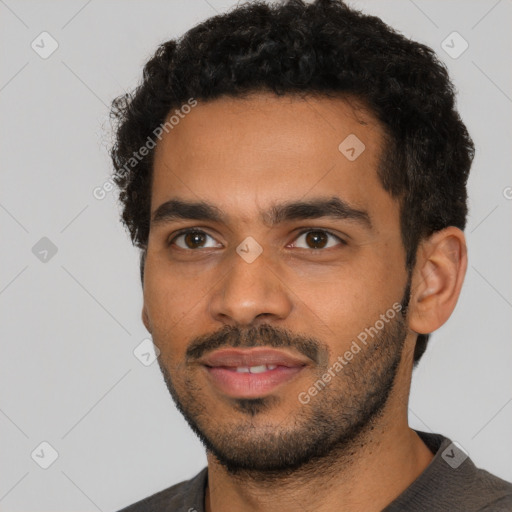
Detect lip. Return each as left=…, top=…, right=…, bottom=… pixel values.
left=203, top=365, right=307, bottom=398
left=199, top=348, right=311, bottom=398
left=198, top=348, right=311, bottom=368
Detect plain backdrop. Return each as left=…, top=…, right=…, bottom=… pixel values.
left=1, top=0, right=511, bottom=510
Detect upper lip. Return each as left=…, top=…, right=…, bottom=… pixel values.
left=199, top=348, right=311, bottom=368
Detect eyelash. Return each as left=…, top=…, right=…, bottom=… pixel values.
left=167, top=228, right=347, bottom=251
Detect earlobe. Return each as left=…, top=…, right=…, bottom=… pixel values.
left=408, top=227, right=467, bottom=334
left=142, top=305, right=152, bottom=333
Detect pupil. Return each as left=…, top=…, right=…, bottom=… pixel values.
left=185, top=232, right=205, bottom=248
left=306, top=231, right=327, bottom=249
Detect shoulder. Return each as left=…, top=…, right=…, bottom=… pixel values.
left=116, top=467, right=208, bottom=512
left=385, top=431, right=512, bottom=511
left=471, top=468, right=512, bottom=511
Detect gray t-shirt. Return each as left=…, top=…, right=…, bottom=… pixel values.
left=117, top=431, right=512, bottom=511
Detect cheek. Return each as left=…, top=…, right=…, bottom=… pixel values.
left=267, top=265, right=388, bottom=350
left=143, top=264, right=210, bottom=358
left=298, top=259, right=404, bottom=341
left=144, top=249, right=216, bottom=311
left=303, top=280, right=378, bottom=344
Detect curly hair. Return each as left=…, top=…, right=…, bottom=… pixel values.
left=109, top=0, right=475, bottom=364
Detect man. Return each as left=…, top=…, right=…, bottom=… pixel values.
left=110, top=0, right=512, bottom=510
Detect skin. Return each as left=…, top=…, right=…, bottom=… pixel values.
left=141, top=92, right=467, bottom=512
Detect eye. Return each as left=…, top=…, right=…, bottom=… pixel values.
left=290, top=229, right=346, bottom=250
left=167, top=228, right=346, bottom=251
left=168, top=229, right=221, bottom=250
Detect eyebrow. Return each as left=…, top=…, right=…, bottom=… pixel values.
left=151, top=196, right=372, bottom=230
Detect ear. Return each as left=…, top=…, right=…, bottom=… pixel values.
left=142, top=304, right=152, bottom=333
left=139, top=248, right=147, bottom=286
left=408, top=227, right=467, bottom=334
left=140, top=248, right=152, bottom=333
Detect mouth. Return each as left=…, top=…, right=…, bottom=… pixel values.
left=199, top=348, right=311, bottom=398
left=203, top=364, right=307, bottom=398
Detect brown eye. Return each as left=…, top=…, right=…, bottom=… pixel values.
left=183, top=231, right=207, bottom=248
left=292, top=230, right=345, bottom=250
left=169, top=230, right=220, bottom=250
left=305, top=231, right=328, bottom=249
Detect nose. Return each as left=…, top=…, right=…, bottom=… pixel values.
left=208, top=247, right=293, bottom=326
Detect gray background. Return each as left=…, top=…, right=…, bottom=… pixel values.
left=1, top=0, right=511, bottom=510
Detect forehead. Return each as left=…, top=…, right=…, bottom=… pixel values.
left=151, top=92, right=393, bottom=225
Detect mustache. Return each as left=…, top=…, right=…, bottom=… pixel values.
left=186, top=323, right=325, bottom=365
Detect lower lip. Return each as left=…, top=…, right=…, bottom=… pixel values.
left=204, top=365, right=306, bottom=398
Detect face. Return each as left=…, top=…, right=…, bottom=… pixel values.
left=143, top=93, right=412, bottom=476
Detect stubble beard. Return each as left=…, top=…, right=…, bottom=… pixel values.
left=156, top=292, right=410, bottom=481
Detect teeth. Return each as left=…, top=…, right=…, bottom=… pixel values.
left=234, top=364, right=278, bottom=373
left=248, top=365, right=268, bottom=374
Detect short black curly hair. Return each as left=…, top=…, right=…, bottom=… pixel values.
left=109, top=0, right=474, bottom=364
